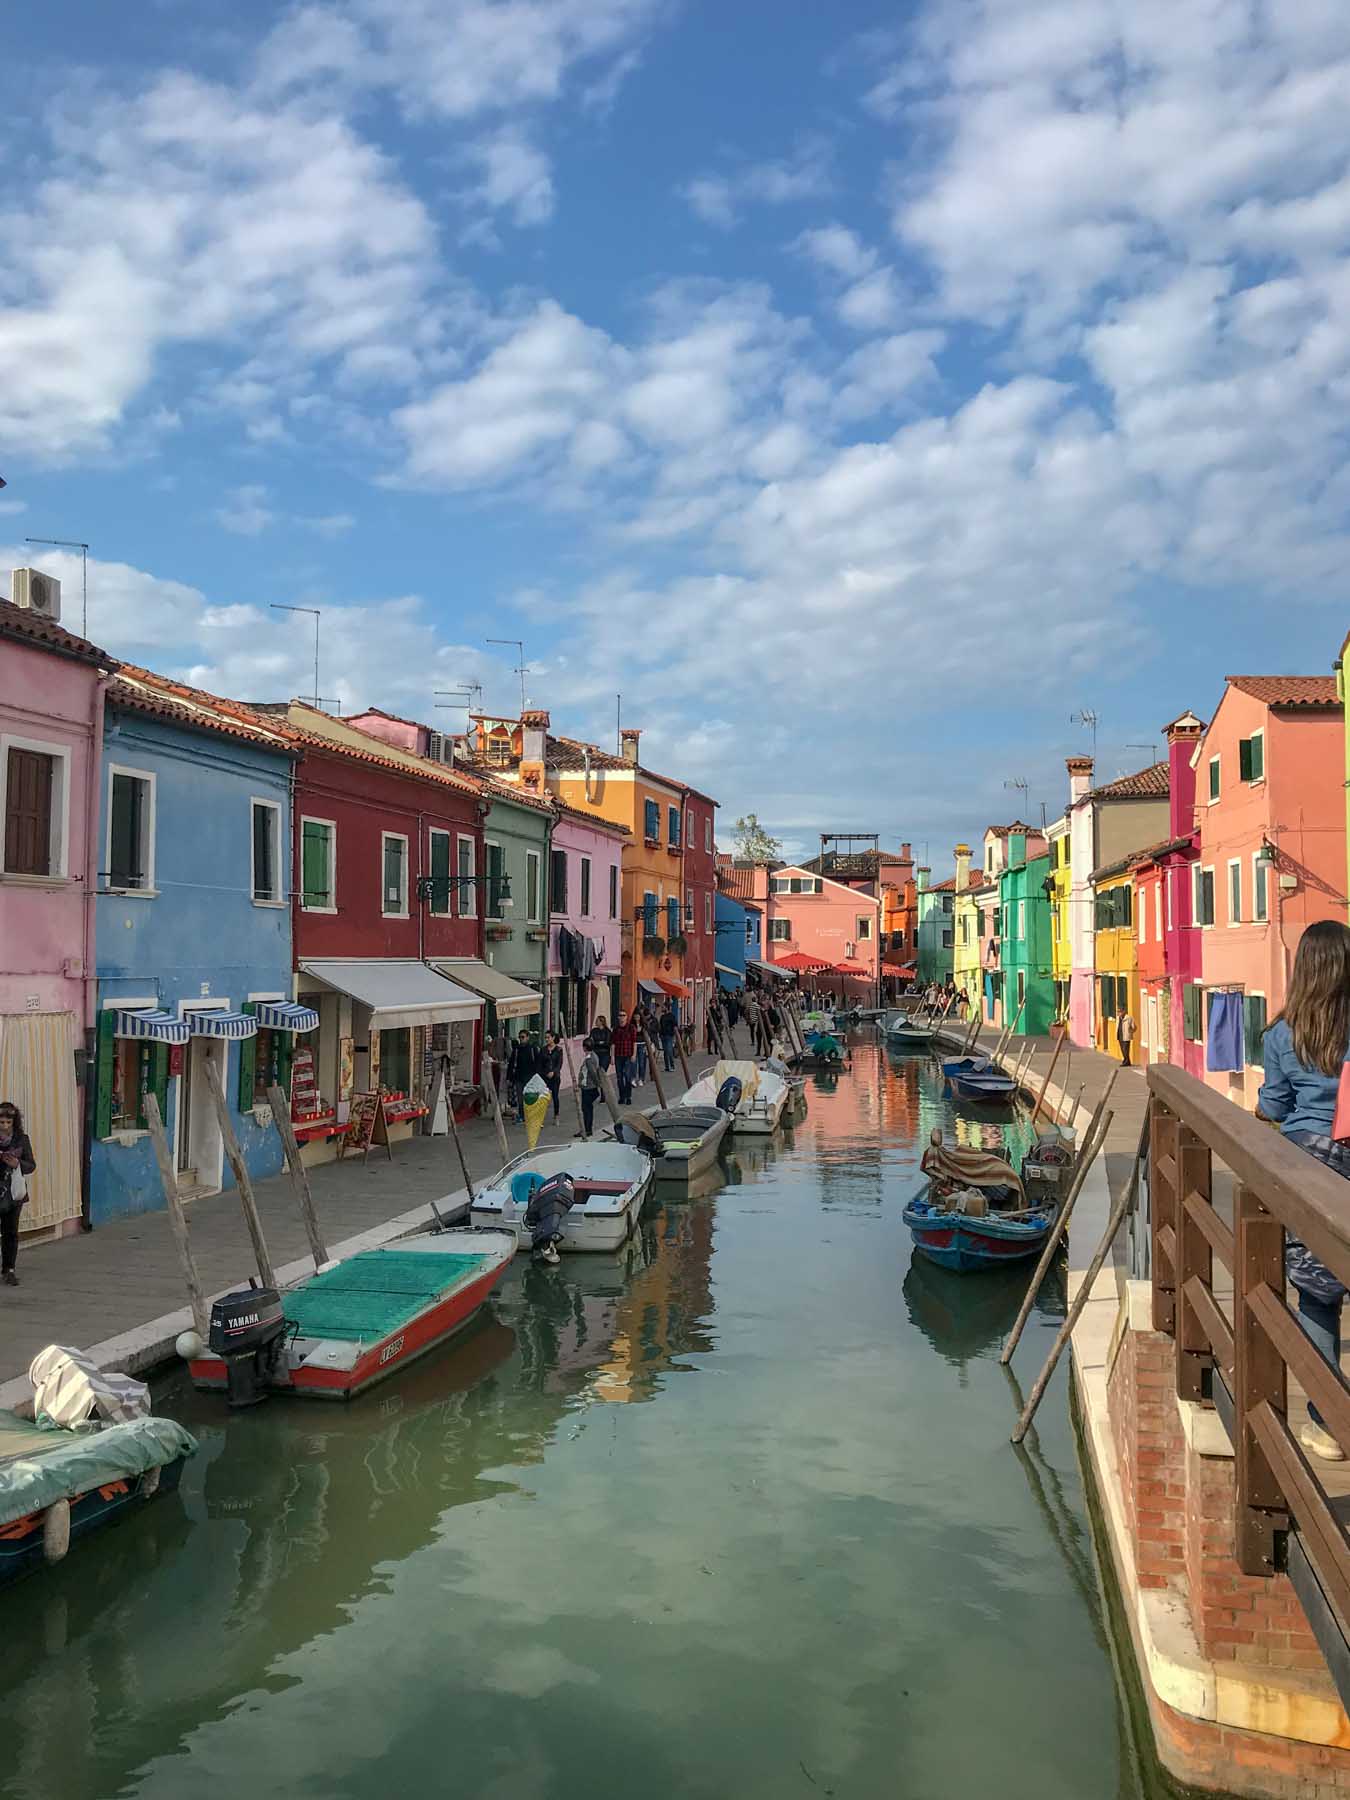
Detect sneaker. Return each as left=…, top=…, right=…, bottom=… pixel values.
left=1300, top=1421, right=1345, bottom=1462
left=1, top=1271, right=16, bottom=1286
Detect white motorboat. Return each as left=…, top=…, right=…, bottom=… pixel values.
left=468, top=1142, right=653, bottom=1253
left=630, top=1104, right=731, bottom=1183
left=681, top=1060, right=790, bottom=1136
left=759, top=1055, right=807, bottom=1100
left=885, top=1012, right=938, bottom=1046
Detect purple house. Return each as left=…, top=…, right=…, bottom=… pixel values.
left=548, top=804, right=627, bottom=1075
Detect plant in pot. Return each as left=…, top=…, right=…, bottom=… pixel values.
left=666, top=933, right=688, bottom=956
left=644, top=934, right=666, bottom=957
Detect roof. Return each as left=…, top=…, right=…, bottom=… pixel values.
left=1087, top=761, right=1169, bottom=802
left=719, top=866, right=761, bottom=900
left=108, top=668, right=298, bottom=753
left=277, top=702, right=485, bottom=797
left=985, top=821, right=1035, bottom=839
left=1225, top=675, right=1340, bottom=709
left=0, top=599, right=116, bottom=670
left=1093, top=835, right=1191, bottom=882
left=479, top=773, right=553, bottom=816
left=546, top=734, right=717, bottom=804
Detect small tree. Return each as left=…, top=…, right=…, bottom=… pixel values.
left=732, top=813, right=782, bottom=865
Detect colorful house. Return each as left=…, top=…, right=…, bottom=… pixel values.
left=952, top=877, right=981, bottom=1012
left=879, top=842, right=917, bottom=990
left=476, top=775, right=553, bottom=1039
left=974, top=825, right=1045, bottom=1023
left=916, top=846, right=973, bottom=986
left=1130, top=712, right=1205, bottom=1074
left=1196, top=675, right=1345, bottom=1110
left=1046, top=815, right=1071, bottom=1025
left=681, top=787, right=719, bottom=1042
left=713, top=884, right=760, bottom=990
left=999, top=839, right=1054, bottom=1036
left=91, top=670, right=300, bottom=1219
left=1091, top=856, right=1139, bottom=1061
left=546, top=801, right=627, bottom=1051
left=977, top=882, right=1002, bottom=1023
left=0, top=598, right=115, bottom=1238
left=765, top=864, right=880, bottom=1003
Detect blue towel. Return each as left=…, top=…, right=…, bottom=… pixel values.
left=1205, top=990, right=1244, bottom=1072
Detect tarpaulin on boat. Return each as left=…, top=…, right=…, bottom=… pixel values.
left=0, top=1412, right=198, bottom=1528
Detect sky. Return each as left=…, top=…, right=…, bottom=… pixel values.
left=2, top=0, right=1348, bottom=870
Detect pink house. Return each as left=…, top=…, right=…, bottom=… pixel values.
left=0, top=598, right=116, bottom=1237
left=547, top=804, right=627, bottom=1077
left=1196, top=675, right=1345, bottom=1111
left=1133, top=712, right=1205, bottom=1076
left=765, top=864, right=881, bottom=1004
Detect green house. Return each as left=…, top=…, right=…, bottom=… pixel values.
left=476, top=784, right=553, bottom=1039
left=997, top=840, right=1055, bottom=1036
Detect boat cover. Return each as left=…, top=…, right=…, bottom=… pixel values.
left=29, top=1345, right=151, bottom=1428
left=0, top=1411, right=198, bottom=1527
left=920, top=1142, right=1025, bottom=1202
left=714, top=1060, right=760, bottom=1098
left=283, top=1249, right=495, bottom=1343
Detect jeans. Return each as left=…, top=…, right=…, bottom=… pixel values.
left=1120, top=1041, right=1132, bottom=1066
left=596, top=1049, right=611, bottom=1072
left=1285, top=1131, right=1350, bottom=1426
left=545, top=1075, right=561, bottom=1119
left=1298, top=1289, right=1341, bottom=1427
left=616, top=1056, right=634, bottom=1106
left=636, top=1042, right=648, bottom=1082
left=0, top=1206, right=18, bottom=1274
left=580, top=1089, right=597, bottom=1137
left=661, top=1037, right=675, bottom=1071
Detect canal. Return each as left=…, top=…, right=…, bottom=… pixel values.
left=4, top=1043, right=1182, bottom=1800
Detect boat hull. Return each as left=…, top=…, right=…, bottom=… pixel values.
left=652, top=1124, right=729, bottom=1183
left=903, top=1200, right=1053, bottom=1273
left=0, top=1456, right=187, bottom=1586
left=949, top=1073, right=1017, bottom=1105
left=469, top=1144, right=654, bottom=1251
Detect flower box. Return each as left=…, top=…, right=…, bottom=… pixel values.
left=643, top=935, right=666, bottom=956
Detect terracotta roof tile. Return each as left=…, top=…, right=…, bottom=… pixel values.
left=1225, top=675, right=1340, bottom=708
left=985, top=821, right=1035, bottom=838
left=0, top=598, right=116, bottom=669
left=1088, top=761, right=1169, bottom=801
left=108, top=669, right=297, bottom=751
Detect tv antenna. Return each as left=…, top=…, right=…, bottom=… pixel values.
left=436, top=684, right=482, bottom=714
left=1070, top=709, right=1099, bottom=754
left=270, top=603, right=322, bottom=707
left=25, top=537, right=88, bottom=637
left=1126, top=741, right=1160, bottom=765
left=485, top=638, right=527, bottom=714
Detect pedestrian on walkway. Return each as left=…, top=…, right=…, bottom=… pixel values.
left=634, top=1003, right=650, bottom=1085
left=0, top=1101, right=35, bottom=1288
left=1116, top=1008, right=1136, bottom=1067
left=1258, top=920, right=1350, bottom=1463
left=507, top=1031, right=540, bottom=1123
left=659, top=1002, right=677, bottom=1072
left=590, top=1014, right=613, bottom=1072
left=575, top=1037, right=602, bottom=1140
left=613, top=1009, right=638, bottom=1106
left=541, top=1033, right=563, bottom=1120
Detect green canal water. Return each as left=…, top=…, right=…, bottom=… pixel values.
left=4, top=1044, right=1185, bottom=1800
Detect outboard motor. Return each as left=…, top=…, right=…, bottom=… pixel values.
left=525, top=1173, right=576, bottom=1265
left=715, top=1075, right=743, bottom=1114
left=207, top=1281, right=287, bottom=1407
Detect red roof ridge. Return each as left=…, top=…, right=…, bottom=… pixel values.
left=1225, top=674, right=1340, bottom=707
left=0, top=597, right=117, bottom=669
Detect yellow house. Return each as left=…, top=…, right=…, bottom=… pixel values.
left=951, top=869, right=981, bottom=1010
left=1092, top=857, right=1138, bottom=1058
left=1047, top=815, right=1071, bottom=1023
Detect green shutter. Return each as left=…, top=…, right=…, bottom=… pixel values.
left=1209, top=758, right=1220, bottom=801
left=1243, top=994, right=1268, bottom=1065
left=301, top=820, right=328, bottom=906
left=238, top=1004, right=256, bottom=1112
left=1251, top=735, right=1263, bottom=781
left=149, top=1043, right=169, bottom=1128
left=1182, top=983, right=1201, bottom=1041
left=430, top=831, right=450, bottom=912
left=1238, top=738, right=1252, bottom=782
left=94, top=1007, right=117, bottom=1139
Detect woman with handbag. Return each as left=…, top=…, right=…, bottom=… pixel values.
left=1258, top=921, right=1350, bottom=1461
left=0, top=1101, right=36, bottom=1287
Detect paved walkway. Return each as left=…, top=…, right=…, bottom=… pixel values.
left=0, top=1048, right=723, bottom=1390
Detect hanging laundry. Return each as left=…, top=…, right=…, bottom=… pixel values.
left=1205, top=991, right=1244, bottom=1072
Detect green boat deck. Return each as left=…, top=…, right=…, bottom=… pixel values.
left=283, top=1250, right=494, bottom=1343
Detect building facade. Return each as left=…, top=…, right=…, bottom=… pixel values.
left=546, top=804, right=626, bottom=1054
left=1132, top=713, right=1206, bottom=1075
left=478, top=780, right=553, bottom=1039
left=1047, top=817, right=1071, bottom=1025
left=765, top=865, right=880, bottom=1003
left=713, top=887, right=760, bottom=990
left=1091, top=860, right=1139, bottom=1061
left=999, top=842, right=1054, bottom=1037
left=681, top=787, right=719, bottom=1040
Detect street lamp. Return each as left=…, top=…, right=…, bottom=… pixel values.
left=416, top=870, right=513, bottom=908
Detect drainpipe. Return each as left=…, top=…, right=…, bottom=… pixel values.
left=78, top=668, right=111, bottom=1231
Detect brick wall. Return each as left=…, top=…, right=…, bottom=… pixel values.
left=1109, top=1324, right=1188, bottom=1590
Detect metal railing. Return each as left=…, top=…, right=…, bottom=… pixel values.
left=1148, top=1064, right=1350, bottom=1700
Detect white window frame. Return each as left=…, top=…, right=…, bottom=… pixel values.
left=1245, top=729, right=1265, bottom=784
left=579, top=854, right=592, bottom=917
left=103, top=761, right=156, bottom=896
left=745, top=917, right=754, bottom=946
left=1017, top=900, right=1025, bottom=941
left=250, top=795, right=283, bottom=907
left=1138, top=887, right=1146, bottom=946
left=1194, top=863, right=1215, bottom=928
left=483, top=839, right=505, bottom=921
left=1154, top=881, right=1162, bottom=943
left=856, top=914, right=872, bottom=941
left=2, top=733, right=74, bottom=882
left=768, top=918, right=791, bottom=942
left=299, top=815, right=337, bottom=914
left=705, top=891, right=712, bottom=931
left=1227, top=857, right=1242, bottom=926
left=705, top=817, right=712, bottom=852
left=456, top=834, right=476, bottom=918
left=1252, top=853, right=1269, bottom=924
left=1166, top=865, right=1174, bottom=932
left=381, top=831, right=409, bottom=918
left=427, top=827, right=453, bottom=917
left=1207, top=755, right=1220, bottom=804
left=526, top=849, right=541, bottom=923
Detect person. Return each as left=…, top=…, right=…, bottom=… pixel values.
left=1258, top=921, right=1350, bottom=1461
left=507, top=1030, right=539, bottom=1123
left=633, top=1004, right=650, bottom=1085
left=590, top=1014, right=613, bottom=1072
left=541, top=1032, right=563, bottom=1120
left=1116, top=1007, right=1136, bottom=1067
left=575, top=1037, right=602, bottom=1140
left=957, top=986, right=970, bottom=1020
left=0, top=1102, right=35, bottom=1287
left=659, top=1002, right=677, bottom=1072
left=612, top=1008, right=638, bottom=1106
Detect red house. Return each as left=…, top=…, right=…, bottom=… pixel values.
left=260, top=704, right=489, bottom=1161
left=681, top=786, right=719, bottom=1040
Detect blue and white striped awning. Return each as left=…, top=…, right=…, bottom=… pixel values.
left=251, top=1001, right=320, bottom=1034
left=186, top=1011, right=257, bottom=1040
left=114, top=1009, right=191, bottom=1045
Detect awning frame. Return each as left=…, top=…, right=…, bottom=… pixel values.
left=251, top=1001, right=320, bottom=1034
left=429, top=958, right=541, bottom=1021
left=113, top=1009, right=190, bottom=1045
left=298, top=959, right=483, bottom=1029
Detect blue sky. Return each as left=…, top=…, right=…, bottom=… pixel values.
left=3, top=0, right=1348, bottom=868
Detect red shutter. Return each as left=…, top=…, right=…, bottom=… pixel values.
left=5, top=748, right=53, bottom=875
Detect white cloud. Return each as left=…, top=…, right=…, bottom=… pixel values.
left=467, top=127, right=556, bottom=226
left=0, top=497, right=26, bottom=516
left=680, top=139, right=833, bottom=229
left=837, top=267, right=904, bottom=332
left=215, top=484, right=275, bottom=536
left=793, top=224, right=876, bottom=282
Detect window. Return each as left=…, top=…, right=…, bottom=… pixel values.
left=4, top=740, right=69, bottom=879
left=644, top=798, right=660, bottom=841
left=771, top=877, right=787, bottom=894
left=378, top=1027, right=411, bottom=1094
left=857, top=915, right=872, bottom=940
left=1017, top=969, right=1026, bottom=1008
left=745, top=917, right=754, bottom=946
left=457, top=835, right=476, bottom=917
left=1138, top=888, right=1147, bottom=945
left=1192, top=865, right=1215, bottom=927
left=1017, top=900, right=1026, bottom=940
left=705, top=817, right=712, bottom=852
left=485, top=841, right=505, bottom=919
left=251, top=799, right=282, bottom=904
left=427, top=829, right=452, bottom=915
left=1183, top=982, right=1204, bottom=1041
left=248, top=1026, right=286, bottom=1107
left=668, top=806, right=681, bottom=847
left=1208, top=756, right=1220, bottom=802
left=666, top=896, right=680, bottom=940
left=301, top=818, right=335, bottom=910
left=705, top=891, right=712, bottom=931
left=1228, top=859, right=1242, bottom=925
left=550, top=847, right=568, bottom=914
left=1243, top=993, right=1268, bottom=1065
left=381, top=833, right=408, bottom=915
left=579, top=855, right=591, bottom=917
left=1252, top=856, right=1268, bottom=923
left=684, top=894, right=694, bottom=927
left=1165, top=866, right=1174, bottom=932
left=941, top=928, right=953, bottom=949
left=642, top=890, right=658, bottom=935
left=769, top=918, right=791, bottom=941
left=526, top=850, right=541, bottom=923
left=1100, top=974, right=1117, bottom=1020
left=1154, top=882, right=1162, bottom=942
left=1239, top=732, right=1264, bottom=783
left=110, top=1037, right=152, bottom=1131
left=608, top=863, right=618, bottom=919
left=107, top=766, right=155, bottom=892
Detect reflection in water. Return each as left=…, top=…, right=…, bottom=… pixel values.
left=1, top=1042, right=1177, bottom=1800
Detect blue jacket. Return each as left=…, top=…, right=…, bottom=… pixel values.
left=1259, top=1019, right=1346, bottom=1140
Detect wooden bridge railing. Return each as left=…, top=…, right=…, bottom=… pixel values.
left=1148, top=1064, right=1350, bottom=1684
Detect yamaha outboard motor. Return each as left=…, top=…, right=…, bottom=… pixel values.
left=525, top=1172, right=576, bottom=1264
left=207, top=1281, right=287, bottom=1407
left=715, top=1076, right=743, bottom=1114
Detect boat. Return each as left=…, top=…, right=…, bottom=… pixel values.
left=903, top=1132, right=1053, bottom=1273
left=469, top=1142, right=654, bottom=1252
left=795, top=1030, right=848, bottom=1071
left=681, top=1059, right=791, bottom=1135
left=1, top=1351, right=197, bottom=1584
left=886, top=1013, right=938, bottom=1047
left=949, top=1069, right=1018, bottom=1105
left=760, top=1054, right=808, bottom=1098
left=941, top=1054, right=992, bottom=1078
left=799, top=1010, right=837, bottom=1035
left=190, top=1229, right=517, bottom=1402
left=631, top=1104, right=731, bottom=1183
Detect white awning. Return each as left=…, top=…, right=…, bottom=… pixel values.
left=114, top=1009, right=190, bottom=1045
left=252, top=1001, right=320, bottom=1034
left=186, top=1010, right=257, bottom=1040
left=298, top=959, right=482, bottom=1028
left=714, top=963, right=742, bottom=978
left=747, top=959, right=794, bottom=981
left=429, top=958, right=540, bottom=1021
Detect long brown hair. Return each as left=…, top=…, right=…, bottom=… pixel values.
left=1271, top=920, right=1350, bottom=1077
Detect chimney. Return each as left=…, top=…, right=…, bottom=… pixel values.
left=520, top=708, right=549, bottom=766
left=620, top=727, right=641, bottom=767
left=1164, top=711, right=1204, bottom=840
left=954, top=843, right=971, bottom=891
left=1066, top=755, right=1093, bottom=806
left=916, top=865, right=931, bottom=890
left=900, top=841, right=911, bottom=863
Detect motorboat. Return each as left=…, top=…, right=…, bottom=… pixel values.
left=190, top=1228, right=517, bottom=1402
left=903, top=1131, right=1052, bottom=1273
left=630, top=1104, right=731, bottom=1184
left=760, top=1054, right=808, bottom=1098
left=469, top=1142, right=653, bottom=1252
left=949, top=1069, right=1018, bottom=1106
left=941, top=1054, right=992, bottom=1078
left=681, top=1059, right=791, bottom=1135
left=886, top=1013, right=938, bottom=1047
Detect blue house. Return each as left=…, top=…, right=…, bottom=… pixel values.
left=91, top=671, right=307, bottom=1222
left=714, top=889, right=761, bottom=990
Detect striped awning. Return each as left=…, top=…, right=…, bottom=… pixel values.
left=186, top=1010, right=257, bottom=1040
left=251, top=1001, right=320, bottom=1034
left=114, top=1009, right=190, bottom=1045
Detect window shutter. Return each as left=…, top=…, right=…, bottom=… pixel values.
left=237, top=1004, right=256, bottom=1112
left=1243, top=994, right=1267, bottom=1065
left=667, top=896, right=679, bottom=938
left=301, top=821, right=328, bottom=906
left=274, top=1031, right=295, bottom=1100
left=1251, top=735, right=1264, bottom=780
left=644, top=799, right=659, bottom=839
left=430, top=831, right=450, bottom=911
left=149, top=1043, right=170, bottom=1128
left=1239, top=738, right=1253, bottom=782
left=1209, top=759, right=1220, bottom=801
left=94, top=1008, right=117, bottom=1139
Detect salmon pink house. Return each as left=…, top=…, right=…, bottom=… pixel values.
left=765, top=865, right=880, bottom=1003
left=547, top=802, right=627, bottom=1063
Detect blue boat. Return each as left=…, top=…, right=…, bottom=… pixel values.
left=903, top=1194, right=1055, bottom=1272
left=949, top=1070, right=1018, bottom=1105
left=941, top=1054, right=992, bottom=1079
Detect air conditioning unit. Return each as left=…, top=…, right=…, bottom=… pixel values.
left=11, top=568, right=62, bottom=621
left=426, top=731, right=445, bottom=763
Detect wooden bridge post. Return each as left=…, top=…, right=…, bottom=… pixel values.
left=1234, top=1184, right=1288, bottom=1575
left=1175, top=1123, right=1213, bottom=1404
left=1150, top=1101, right=1180, bottom=1336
